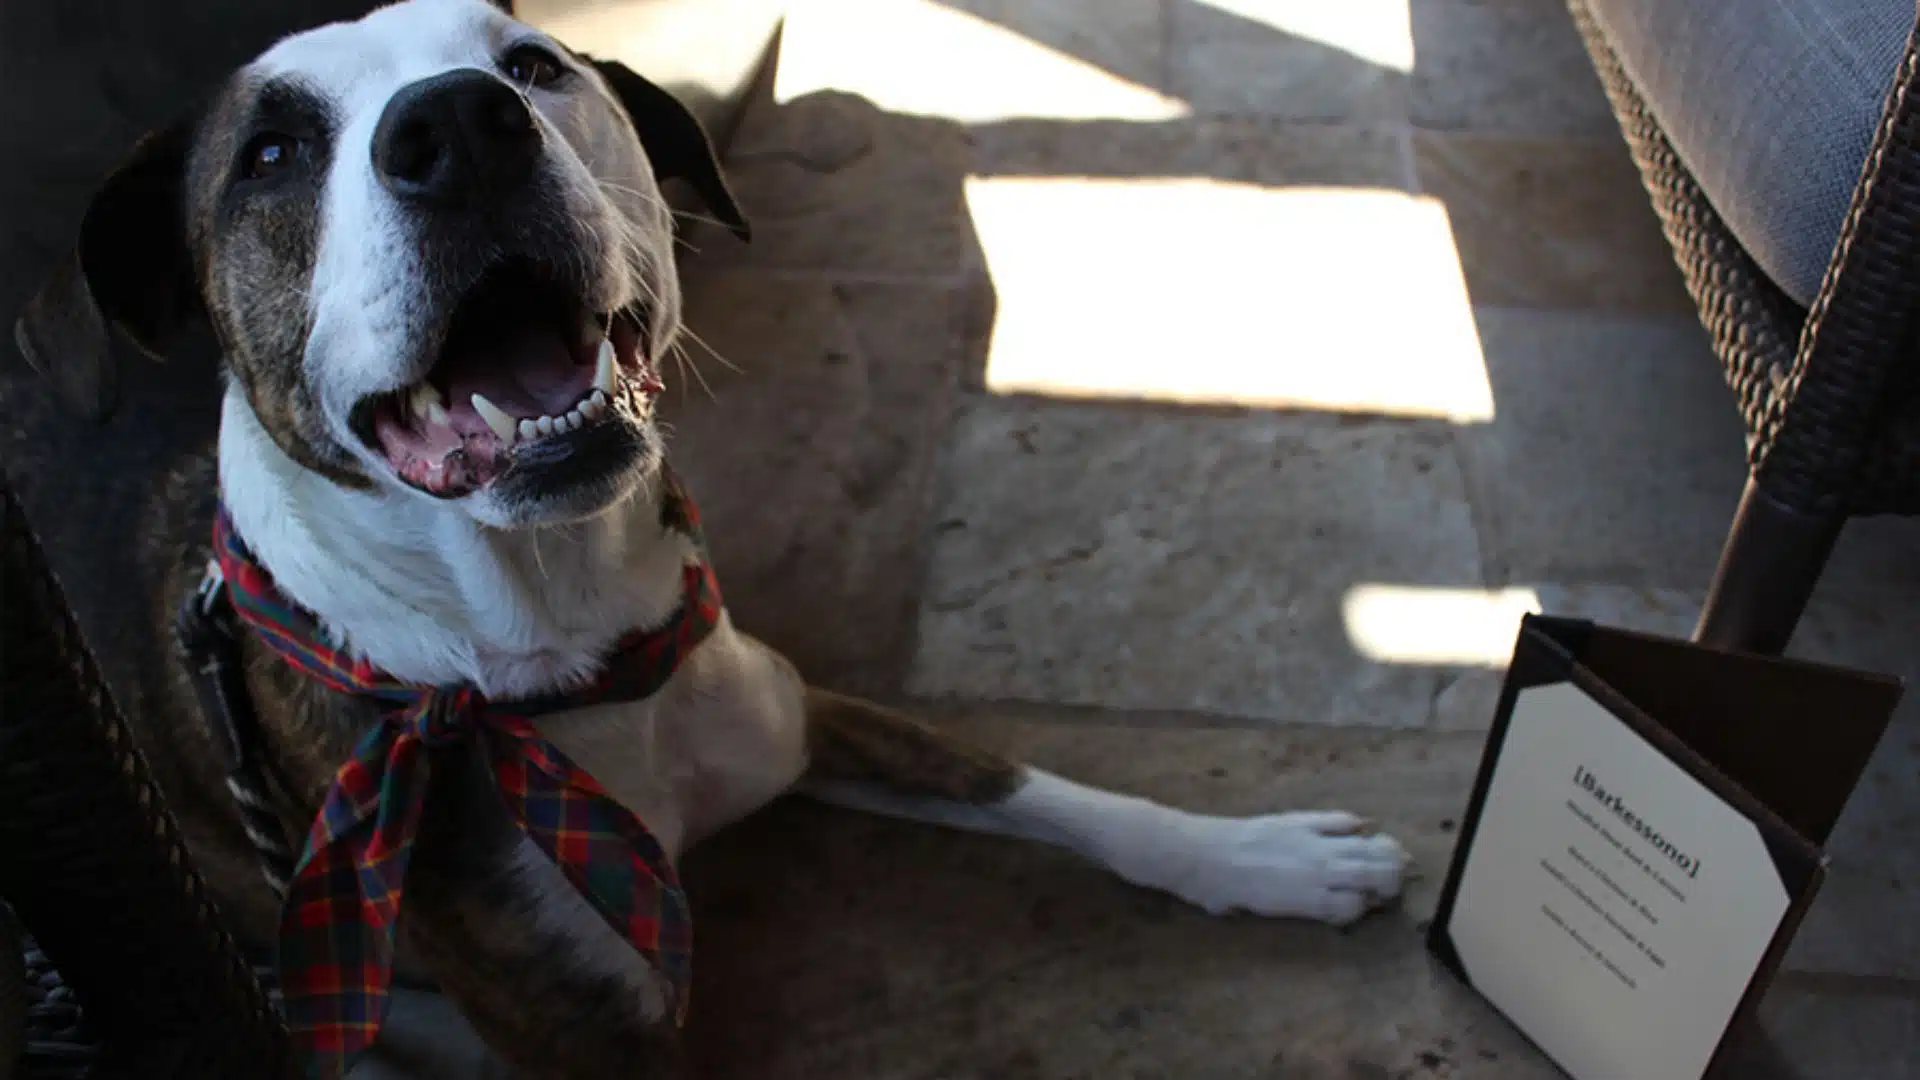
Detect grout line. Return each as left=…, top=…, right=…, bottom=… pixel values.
left=1773, top=969, right=1920, bottom=1002
left=1158, top=0, right=1174, bottom=97
left=1398, top=122, right=1422, bottom=194
left=893, top=693, right=1471, bottom=736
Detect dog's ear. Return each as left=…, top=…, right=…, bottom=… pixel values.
left=587, top=57, right=752, bottom=243
left=13, top=119, right=201, bottom=422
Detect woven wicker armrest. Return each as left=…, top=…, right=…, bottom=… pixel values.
left=1576, top=0, right=1920, bottom=519
left=1570, top=0, right=1920, bottom=653
left=0, top=474, right=293, bottom=1080
left=1567, top=1, right=1808, bottom=453
left=1758, top=10, right=1920, bottom=519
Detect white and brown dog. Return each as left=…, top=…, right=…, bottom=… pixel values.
left=15, top=0, right=1407, bottom=1074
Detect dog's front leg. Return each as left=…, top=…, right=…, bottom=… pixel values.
left=800, top=689, right=1408, bottom=925
left=399, top=740, right=695, bottom=1079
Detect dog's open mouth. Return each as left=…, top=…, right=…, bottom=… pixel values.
left=351, top=259, right=658, bottom=497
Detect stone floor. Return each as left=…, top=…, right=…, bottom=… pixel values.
left=661, top=1, right=1920, bottom=1077
left=4, top=0, right=1918, bottom=1077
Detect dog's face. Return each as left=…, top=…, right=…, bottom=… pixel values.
left=16, top=0, right=748, bottom=528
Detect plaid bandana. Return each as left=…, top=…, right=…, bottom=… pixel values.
left=211, top=472, right=720, bottom=1080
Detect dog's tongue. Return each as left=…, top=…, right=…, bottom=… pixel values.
left=442, top=323, right=587, bottom=418
left=373, top=324, right=599, bottom=496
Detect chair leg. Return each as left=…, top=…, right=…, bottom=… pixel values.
left=1692, top=477, right=1844, bottom=656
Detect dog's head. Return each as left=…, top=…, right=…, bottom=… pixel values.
left=15, top=0, right=749, bottom=527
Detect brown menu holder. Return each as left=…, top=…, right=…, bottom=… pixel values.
left=1427, top=614, right=1902, bottom=1080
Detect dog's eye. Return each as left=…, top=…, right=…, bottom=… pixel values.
left=243, top=134, right=299, bottom=180
left=503, top=44, right=565, bottom=88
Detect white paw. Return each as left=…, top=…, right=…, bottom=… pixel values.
left=1151, top=809, right=1409, bottom=926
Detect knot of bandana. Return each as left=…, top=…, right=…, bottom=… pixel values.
left=211, top=472, right=718, bottom=1080
left=413, top=689, right=476, bottom=745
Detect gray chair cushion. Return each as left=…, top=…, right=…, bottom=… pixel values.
left=1586, top=0, right=1914, bottom=307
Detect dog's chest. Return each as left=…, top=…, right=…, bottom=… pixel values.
left=533, top=618, right=808, bottom=859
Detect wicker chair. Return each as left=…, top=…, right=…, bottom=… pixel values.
left=1568, top=0, right=1920, bottom=656
left=0, top=474, right=294, bottom=1080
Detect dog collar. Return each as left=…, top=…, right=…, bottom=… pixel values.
left=207, top=469, right=719, bottom=1079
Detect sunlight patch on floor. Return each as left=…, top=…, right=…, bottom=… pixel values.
left=1342, top=585, right=1544, bottom=668
left=516, top=0, right=788, bottom=99
left=1201, top=0, right=1416, bottom=73
left=774, top=0, right=1189, bottom=122
left=966, top=178, right=1495, bottom=421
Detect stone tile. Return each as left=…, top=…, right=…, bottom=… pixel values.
left=969, top=114, right=1408, bottom=187
left=1718, top=984, right=1920, bottom=1080
left=662, top=269, right=969, bottom=697
left=1778, top=592, right=1920, bottom=983
left=1415, top=131, right=1694, bottom=313
left=935, top=0, right=1167, bottom=94
left=907, top=395, right=1483, bottom=725
left=1452, top=308, right=1749, bottom=590
left=962, top=173, right=1492, bottom=419
left=681, top=715, right=1554, bottom=1079
left=1168, top=0, right=1412, bottom=123
left=1815, top=513, right=1920, bottom=605
left=1533, top=582, right=1704, bottom=639
left=774, top=0, right=1182, bottom=123
left=702, top=90, right=974, bottom=278
left=1429, top=584, right=1699, bottom=734
left=958, top=120, right=1411, bottom=395
left=1432, top=667, right=1507, bottom=732
left=1408, top=0, right=1618, bottom=136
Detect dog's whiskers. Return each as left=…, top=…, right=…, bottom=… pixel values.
left=594, top=178, right=719, bottom=256
left=530, top=528, right=551, bottom=581
left=595, top=178, right=735, bottom=234
left=563, top=209, right=606, bottom=301
left=668, top=340, right=720, bottom=403
left=598, top=215, right=663, bottom=317
left=674, top=323, right=738, bottom=375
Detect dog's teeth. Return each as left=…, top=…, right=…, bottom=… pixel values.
left=470, top=393, right=517, bottom=444
left=426, top=401, right=450, bottom=426
left=518, top=418, right=539, bottom=441
left=581, top=395, right=605, bottom=421
left=537, top=415, right=555, bottom=436
left=565, top=407, right=585, bottom=430
left=552, top=414, right=571, bottom=434
left=594, top=338, right=617, bottom=396
left=410, top=382, right=442, bottom=419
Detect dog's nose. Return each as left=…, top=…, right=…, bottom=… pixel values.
left=373, top=70, right=539, bottom=204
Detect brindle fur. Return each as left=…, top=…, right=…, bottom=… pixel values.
left=803, top=689, right=1023, bottom=804
left=402, top=734, right=693, bottom=1078
left=130, top=447, right=1024, bottom=1078
left=138, top=450, right=701, bottom=1075
left=193, top=76, right=371, bottom=489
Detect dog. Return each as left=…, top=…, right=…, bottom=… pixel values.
left=14, top=0, right=1409, bottom=1074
